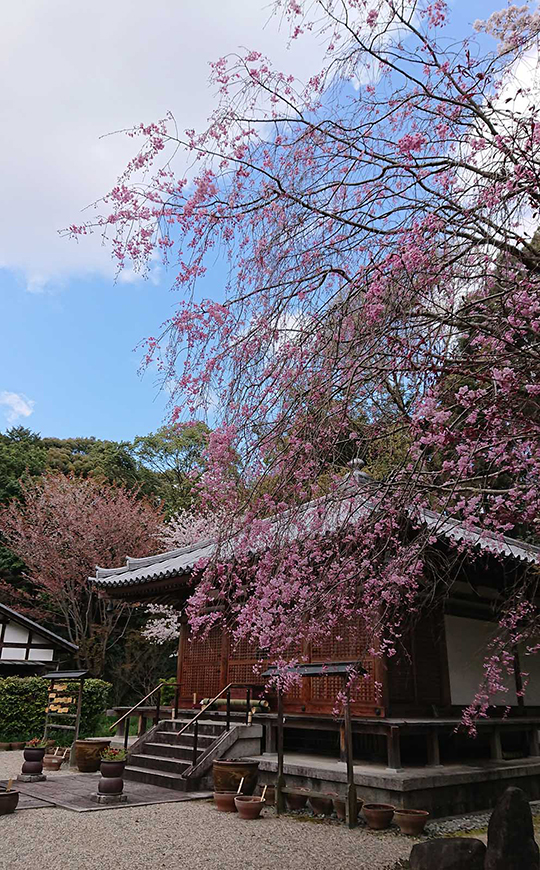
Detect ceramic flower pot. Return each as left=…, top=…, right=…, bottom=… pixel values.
left=23, top=748, right=45, bottom=763
left=212, top=759, right=259, bottom=796
left=11, top=742, right=25, bottom=751
left=394, top=809, right=430, bottom=835
left=286, top=790, right=309, bottom=811
left=43, top=756, right=63, bottom=772
left=75, top=739, right=111, bottom=773
left=98, top=760, right=126, bottom=794
left=213, top=791, right=238, bottom=812
left=0, top=790, right=19, bottom=815
left=332, top=795, right=364, bottom=821
left=0, top=742, right=10, bottom=752
left=309, top=794, right=334, bottom=816
left=22, top=747, right=45, bottom=775
left=261, top=785, right=275, bottom=807
left=363, top=803, right=395, bottom=830
left=235, top=796, right=265, bottom=820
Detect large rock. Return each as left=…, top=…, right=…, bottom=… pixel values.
left=485, top=786, right=539, bottom=870
left=409, top=838, right=486, bottom=870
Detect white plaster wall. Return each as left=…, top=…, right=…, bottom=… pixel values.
left=1, top=647, right=27, bottom=660
left=517, top=645, right=540, bottom=705
left=4, top=622, right=29, bottom=643
left=28, top=647, right=54, bottom=661
left=445, top=615, right=511, bottom=706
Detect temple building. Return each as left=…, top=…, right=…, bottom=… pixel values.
left=92, top=488, right=540, bottom=817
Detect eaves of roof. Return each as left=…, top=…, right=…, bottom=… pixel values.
left=91, top=479, right=540, bottom=593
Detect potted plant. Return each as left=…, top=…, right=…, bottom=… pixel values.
left=22, top=738, right=47, bottom=776
left=394, top=808, right=430, bottom=835
left=98, top=747, right=126, bottom=795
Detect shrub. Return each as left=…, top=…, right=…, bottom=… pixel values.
left=158, top=676, right=178, bottom=706
left=0, top=676, right=112, bottom=741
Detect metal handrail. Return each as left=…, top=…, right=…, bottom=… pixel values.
left=109, top=684, right=162, bottom=731
left=109, top=681, right=181, bottom=731
left=175, top=682, right=258, bottom=774
left=176, top=682, right=257, bottom=738
left=176, top=682, right=234, bottom=738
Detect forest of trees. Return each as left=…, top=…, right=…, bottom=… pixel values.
left=0, top=421, right=210, bottom=700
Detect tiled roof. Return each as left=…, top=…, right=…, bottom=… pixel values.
left=91, top=477, right=540, bottom=592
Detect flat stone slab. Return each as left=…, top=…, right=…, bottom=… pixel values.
left=90, top=792, right=128, bottom=804
left=1, top=775, right=212, bottom=813
left=17, top=773, right=47, bottom=782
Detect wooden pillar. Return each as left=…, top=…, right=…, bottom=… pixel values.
left=176, top=616, right=188, bottom=701
left=343, top=691, right=357, bottom=829
left=490, top=727, right=503, bottom=761
left=386, top=725, right=402, bottom=770
left=373, top=653, right=389, bottom=716
left=339, top=723, right=347, bottom=762
left=513, top=647, right=525, bottom=712
left=427, top=730, right=441, bottom=767
left=220, top=628, right=229, bottom=687
left=276, top=689, right=285, bottom=815
left=528, top=727, right=540, bottom=758
left=265, top=721, right=276, bottom=754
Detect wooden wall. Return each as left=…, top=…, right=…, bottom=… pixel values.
left=177, top=620, right=384, bottom=717
left=386, top=609, right=451, bottom=716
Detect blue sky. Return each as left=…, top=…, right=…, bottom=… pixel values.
left=0, top=0, right=502, bottom=442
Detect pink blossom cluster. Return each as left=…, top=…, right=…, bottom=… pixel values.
left=71, top=1, right=540, bottom=721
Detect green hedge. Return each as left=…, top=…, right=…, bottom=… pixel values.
left=0, top=676, right=112, bottom=742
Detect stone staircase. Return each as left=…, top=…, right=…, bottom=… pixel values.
left=124, top=718, right=262, bottom=791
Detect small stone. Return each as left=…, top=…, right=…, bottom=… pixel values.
left=409, top=838, right=486, bottom=870
left=485, top=787, right=539, bottom=870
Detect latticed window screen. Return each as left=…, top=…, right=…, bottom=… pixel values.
left=182, top=626, right=223, bottom=699
left=181, top=621, right=377, bottom=710
left=310, top=620, right=375, bottom=706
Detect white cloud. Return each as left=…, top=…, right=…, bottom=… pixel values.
left=0, top=1, right=339, bottom=293
left=0, top=392, right=36, bottom=425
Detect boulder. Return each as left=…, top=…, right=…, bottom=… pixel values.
left=409, top=838, right=486, bottom=870
left=485, top=786, right=539, bottom=870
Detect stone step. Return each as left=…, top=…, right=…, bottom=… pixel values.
left=160, top=720, right=228, bottom=737
left=142, top=742, right=207, bottom=761
left=124, top=765, right=190, bottom=791
left=153, top=729, right=224, bottom=746
left=129, top=753, right=193, bottom=774
left=182, top=733, right=217, bottom=748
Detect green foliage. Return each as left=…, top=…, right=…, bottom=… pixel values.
left=158, top=676, right=178, bottom=706
left=129, top=422, right=210, bottom=517
left=0, top=676, right=112, bottom=742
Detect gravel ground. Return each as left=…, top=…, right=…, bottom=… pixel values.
left=3, top=750, right=538, bottom=870
left=0, top=752, right=411, bottom=870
